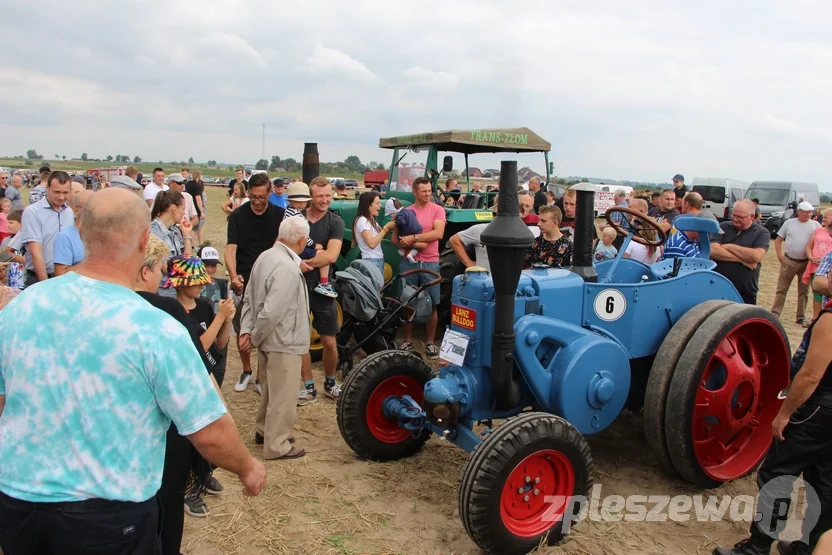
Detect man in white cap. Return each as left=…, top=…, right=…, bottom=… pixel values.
left=772, top=201, right=821, bottom=325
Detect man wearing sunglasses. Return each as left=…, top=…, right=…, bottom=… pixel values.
left=710, top=199, right=771, bottom=305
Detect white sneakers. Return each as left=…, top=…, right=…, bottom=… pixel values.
left=234, top=372, right=253, bottom=392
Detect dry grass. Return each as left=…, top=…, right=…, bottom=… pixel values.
left=182, top=188, right=811, bottom=554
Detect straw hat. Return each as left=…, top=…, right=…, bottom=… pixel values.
left=286, top=181, right=312, bottom=202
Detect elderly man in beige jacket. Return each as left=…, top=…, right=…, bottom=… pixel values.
left=239, top=216, right=311, bottom=460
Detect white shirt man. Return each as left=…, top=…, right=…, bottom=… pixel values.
left=143, top=169, right=169, bottom=207
left=772, top=201, right=821, bottom=324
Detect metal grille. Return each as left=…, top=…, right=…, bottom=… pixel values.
left=525, top=299, right=540, bottom=315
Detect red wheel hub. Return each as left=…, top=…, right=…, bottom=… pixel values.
left=692, top=318, right=790, bottom=481
left=366, top=376, right=423, bottom=443
left=500, top=450, right=575, bottom=537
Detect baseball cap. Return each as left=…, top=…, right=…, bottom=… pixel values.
left=673, top=174, right=684, bottom=182
left=72, top=174, right=86, bottom=184
left=109, top=175, right=143, bottom=191
left=286, top=181, right=312, bottom=202
left=798, top=201, right=814, bottom=212
left=198, top=245, right=223, bottom=266
left=167, top=173, right=185, bottom=184
left=273, top=178, right=285, bottom=187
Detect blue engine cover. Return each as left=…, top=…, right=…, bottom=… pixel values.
left=513, top=315, right=631, bottom=435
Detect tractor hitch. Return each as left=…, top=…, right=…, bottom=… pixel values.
left=382, top=395, right=427, bottom=435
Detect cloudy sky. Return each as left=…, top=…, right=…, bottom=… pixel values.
left=2, top=0, right=831, bottom=184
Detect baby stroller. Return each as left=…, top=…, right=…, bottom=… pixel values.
left=334, top=259, right=441, bottom=379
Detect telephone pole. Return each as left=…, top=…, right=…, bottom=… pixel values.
left=261, top=123, right=266, bottom=162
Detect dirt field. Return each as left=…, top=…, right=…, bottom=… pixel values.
left=182, top=187, right=812, bottom=555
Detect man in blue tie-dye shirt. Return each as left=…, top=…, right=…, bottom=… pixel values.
left=0, top=188, right=266, bottom=555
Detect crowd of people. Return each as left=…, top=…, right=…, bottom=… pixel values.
left=0, top=165, right=830, bottom=555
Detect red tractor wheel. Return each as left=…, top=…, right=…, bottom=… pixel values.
left=336, top=350, right=433, bottom=461
left=664, top=304, right=791, bottom=488
left=644, top=300, right=732, bottom=475
left=458, top=413, right=593, bottom=555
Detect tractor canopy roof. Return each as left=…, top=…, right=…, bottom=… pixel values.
left=379, top=128, right=551, bottom=155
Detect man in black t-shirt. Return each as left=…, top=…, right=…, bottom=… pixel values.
left=710, top=199, right=770, bottom=305
left=227, top=168, right=248, bottom=196
left=557, top=189, right=599, bottom=244
left=186, top=176, right=205, bottom=243
left=647, top=189, right=680, bottom=233
left=298, top=177, right=345, bottom=404
left=225, top=174, right=285, bottom=391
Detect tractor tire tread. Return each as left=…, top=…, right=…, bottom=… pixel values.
left=459, top=412, right=593, bottom=555
left=644, top=300, right=732, bottom=477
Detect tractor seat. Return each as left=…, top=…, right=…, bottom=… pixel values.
left=673, top=215, right=721, bottom=236
left=461, top=193, right=483, bottom=209
left=650, top=257, right=717, bottom=280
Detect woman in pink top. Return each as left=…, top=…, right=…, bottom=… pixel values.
left=804, top=208, right=832, bottom=320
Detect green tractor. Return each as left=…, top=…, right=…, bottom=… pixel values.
left=309, top=128, right=552, bottom=359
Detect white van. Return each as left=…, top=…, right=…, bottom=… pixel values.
left=690, top=177, right=749, bottom=221
left=744, top=181, right=821, bottom=237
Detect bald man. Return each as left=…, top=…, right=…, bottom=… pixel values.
left=5, top=175, right=24, bottom=211
left=681, top=192, right=717, bottom=221
left=53, top=190, right=94, bottom=276
left=711, top=199, right=771, bottom=305
left=0, top=188, right=266, bottom=553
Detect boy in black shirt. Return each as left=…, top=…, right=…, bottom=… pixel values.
left=163, top=254, right=236, bottom=518
left=198, top=244, right=230, bottom=388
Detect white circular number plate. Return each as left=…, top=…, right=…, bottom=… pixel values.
left=593, top=289, right=626, bottom=322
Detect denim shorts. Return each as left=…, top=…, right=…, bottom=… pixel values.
left=399, top=259, right=440, bottom=305
left=363, top=257, right=385, bottom=276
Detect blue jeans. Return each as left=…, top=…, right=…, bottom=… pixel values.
left=399, top=259, right=440, bottom=305
left=363, top=257, right=385, bottom=276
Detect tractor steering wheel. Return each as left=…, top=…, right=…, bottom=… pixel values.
left=605, top=207, right=667, bottom=247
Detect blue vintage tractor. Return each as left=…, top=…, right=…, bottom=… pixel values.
left=336, top=162, right=791, bottom=555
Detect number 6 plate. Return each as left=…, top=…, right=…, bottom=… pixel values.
left=439, top=329, right=470, bottom=366
left=593, top=289, right=627, bottom=322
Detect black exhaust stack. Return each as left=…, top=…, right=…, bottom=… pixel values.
left=302, top=143, right=320, bottom=184
left=480, top=161, right=534, bottom=410
left=567, top=183, right=598, bottom=282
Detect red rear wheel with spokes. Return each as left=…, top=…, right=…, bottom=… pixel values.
left=665, top=304, right=790, bottom=488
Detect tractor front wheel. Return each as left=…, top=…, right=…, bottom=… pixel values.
left=664, top=304, right=791, bottom=488
left=336, top=350, right=433, bottom=461
left=459, top=413, right=593, bottom=555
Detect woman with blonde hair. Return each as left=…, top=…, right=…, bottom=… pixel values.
left=133, top=235, right=218, bottom=555
left=222, top=181, right=249, bottom=217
